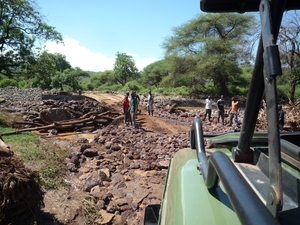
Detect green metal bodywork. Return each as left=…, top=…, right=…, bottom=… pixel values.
left=150, top=131, right=300, bottom=225
left=159, top=148, right=240, bottom=225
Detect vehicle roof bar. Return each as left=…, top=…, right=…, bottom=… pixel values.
left=233, top=0, right=285, bottom=217
left=190, top=118, right=280, bottom=225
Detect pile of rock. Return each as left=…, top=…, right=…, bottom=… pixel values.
left=62, top=124, right=190, bottom=224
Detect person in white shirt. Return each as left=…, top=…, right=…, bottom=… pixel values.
left=147, top=90, right=154, bottom=116
left=203, top=95, right=212, bottom=121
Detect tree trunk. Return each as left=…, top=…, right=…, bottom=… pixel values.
left=289, top=74, right=296, bottom=103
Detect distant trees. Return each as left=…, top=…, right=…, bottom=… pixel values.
left=0, top=0, right=63, bottom=77
left=113, top=52, right=139, bottom=86
left=52, top=68, right=89, bottom=90
left=141, top=60, right=169, bottom=87
left=278, top=12, right=300, bottom=103
left=162, top=13, right=256, bottom=95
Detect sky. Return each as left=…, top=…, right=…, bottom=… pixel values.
left=35, top=0, right=201, bottom=72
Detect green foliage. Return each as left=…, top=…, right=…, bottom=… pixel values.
left=89, top=70, right=115, bottom=89
left=113, top=52, right=139, bottom=86
left=141, top=60, right=170, bottom=87
left=162, top=13, right=256, bottom=96
left=154, top=86, right=192, bottom=96
left=0, top=128, right=71, bottom=190
left=123, top=80, right=142, bottom=92
left=277, top=12, right=300, bottom=102
left=0, top=78, right=18, bottom=88
left=0, top=116, right=9, bottom=127
left=95, top=83, right=123, bottom=91
left=52, top=68, right=86, bottom=90
left=0, top=0, right=63, bottom=77
left=87, top=83, right=94, bottom=90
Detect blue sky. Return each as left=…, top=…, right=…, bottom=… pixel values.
left=35, top=0, right=201, bottom=72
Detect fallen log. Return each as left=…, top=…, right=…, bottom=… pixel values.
left=12, top=121, right=44, bottom=128
left=0, top=124, right=56, bottom=136
left=1, top=116, right=115, bottom=136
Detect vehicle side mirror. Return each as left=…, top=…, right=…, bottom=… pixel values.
left=144, top=204, right=161, bottom=225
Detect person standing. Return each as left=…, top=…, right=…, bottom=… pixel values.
left=278, top=105, right=285, bottom=131
left=134, top=91, right=141, bottom=115
left=203, top=96, right=213, bottom=121
left=122, top=93, right=130, bottom=125
left=217, top=95, right=225, bottom=125
left=147, top=90, right=154, bottom=116
left=229, top=97, right=239, bottom=127
left=129, top=92, right=137, bottom=128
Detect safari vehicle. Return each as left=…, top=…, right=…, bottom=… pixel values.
left=144, top=0, right=300, bottom=224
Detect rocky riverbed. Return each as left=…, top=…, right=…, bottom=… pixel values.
left=1, top=87, right=298, bottom=225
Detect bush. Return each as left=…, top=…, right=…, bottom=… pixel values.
left=0, top=78, right=18, bottom=88
left=87, top=83, right=94, bottom=90
left=95, top=83, right=122, bottom=91
left=123, top=81, right=142, bottom=92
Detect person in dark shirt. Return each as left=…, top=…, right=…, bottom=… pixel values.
left=133, top=91, right=141, bottom=115
left=217, top=95, right=225, bottom=125
left=278, top=105, right=284, bottom=131
left=129, top=92, right=137, bottom=128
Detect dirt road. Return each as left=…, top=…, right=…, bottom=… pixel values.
left=84, top=91, right=190, bottom=134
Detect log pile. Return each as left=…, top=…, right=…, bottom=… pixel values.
left=0, top=137, right=44, bottom=225
left=2, top=97, right=123, bottom=136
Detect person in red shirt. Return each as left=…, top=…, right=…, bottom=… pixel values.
left=122, top=93, right=130, bottom=125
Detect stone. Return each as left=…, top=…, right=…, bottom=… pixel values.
left=83, top=148, right=99, bottom=157
left=96, top=210, right=114, bottom=225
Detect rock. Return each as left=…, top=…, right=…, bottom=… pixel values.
left=96, top=210, right=114, bottom=225
left=82, top=148, right=99, bottom=157
left=40, top=108, right=72, bottom=123
left=66, top=163, right=78, bottom=172
left=84, top=172, right=102, bottom=192
left=99, top=168, right=110, bottom=179
left=70, top=155, right=80, bottom=166
left=106, top=200, right=118, bottom=213
left=105, top=142, right=112, bottom=149
left=80, top=144, right=91, bottom=152
left=111, top=144, right=121, bottom=151
left=112, top=214, right=127, bottom=225
left=77, top=137, right=89, bottom=143
left=96, top=200, right=106, bottom=210
left=129, top=162, right=140, bottom=169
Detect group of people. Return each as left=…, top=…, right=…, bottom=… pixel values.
left=121, top=90, right=154, bottom=128
left=203, top=95, right=240, bottom=127
left=204, top=95, right=285, bottom=131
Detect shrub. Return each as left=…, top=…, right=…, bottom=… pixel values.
left=0, top=78, right=18, bottom=88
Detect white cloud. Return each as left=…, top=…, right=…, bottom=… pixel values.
left=135, top=56, right=156, bottom=71
left=43, top=37, right=157, bottom=72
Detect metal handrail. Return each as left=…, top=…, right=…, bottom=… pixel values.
left=190, top=118, right=280, bottom=225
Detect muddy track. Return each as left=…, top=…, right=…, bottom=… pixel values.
left=84, top=91, right=191, bottom=134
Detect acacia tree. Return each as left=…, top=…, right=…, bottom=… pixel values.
left=24, top=51, right=71, bottom=88
left=278, top=12, right=300, bottom=103
left=52, top=68, right=88, bottom=90
left=141, top=60, right=169, bottom=87
left=162, top=13, right=256, bottom=95
left=0, top=0, right=63, bottom=77
left=113, top=52, right=139, bottom=86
